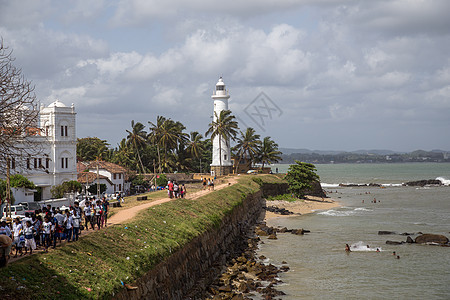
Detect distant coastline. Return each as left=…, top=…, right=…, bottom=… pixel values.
left=279, top=148, right=450, bottom=164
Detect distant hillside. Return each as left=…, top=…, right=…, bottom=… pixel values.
left=279, top=149, right=450, bottom=164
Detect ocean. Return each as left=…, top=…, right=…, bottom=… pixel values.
left=260, top=163, right=450, bottom=299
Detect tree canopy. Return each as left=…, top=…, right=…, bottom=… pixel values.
left=284, top=161, right=320, bottom=198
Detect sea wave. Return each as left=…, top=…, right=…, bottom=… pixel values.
left=350, top=241, right=383, bottom=252
left=354, top=207, right=372, bottom=211
left=318, top=207, right=372, bottom=217
left=321, top=183, right=340, bottom=188
left=436, top=177, right=450, bottom=186
left=381, top=183, right=403, bottom=187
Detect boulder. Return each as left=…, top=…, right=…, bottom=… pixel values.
left=404, top=179, right=442, bottom=187
left=291, top=229, right=305, bottom=235
left=267, top=233, right=277, bottom=240
left=378, top=231, right=397, bottom=235
left=386, top=240, right=404, bottom=245
left=415, top=234, right=449, bottom=245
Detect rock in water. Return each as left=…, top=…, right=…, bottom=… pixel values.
left=268, top=233, right=278, bottom=240
left=386, top=240, right=404, bottom=245
left=406, top=236, right=415, bottom=243
left=415, top=234, right=449, bottom=245
left=378, top=231, right=397, bottom=235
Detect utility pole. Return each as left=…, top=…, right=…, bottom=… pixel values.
left=6, top=157, right=11, bottom=218
left=96, top=159, right=100, bottom=199
left=153, top=159, right=156, bottom=188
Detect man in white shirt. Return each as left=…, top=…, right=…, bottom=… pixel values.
left=83, top=201, right=93, bottom=230
left=64, top=209, right=73, bottom=242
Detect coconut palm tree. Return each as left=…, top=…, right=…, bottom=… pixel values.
left=148, top=116, right=166, bottom=173
left=258, top=136, right=282, bottom=169
left=187, top=131, right=204, bottom=160
left=234, top=127, right=261, bottom=174
left=126, top=120, right=147, bottom=173
left=148, top=117, right=188, bottom=172
left=205, top=110, right=239, bottom=175
left=112, top=138, right=136, bottom=170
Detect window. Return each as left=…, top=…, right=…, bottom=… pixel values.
left=61, top=157, right=68, bottom=169
left=61, top=125, right=68, bottom=136
left=119, top=173, right=121, bottom=179
left=45, top=126, right=49, bottom=136
left=34, top=158, right=38, bottom=169
left=38, top=158, right=42, bottom=168
left=217, top=85, right=224, bottom=91
left=224, top=154, right=227, bottom=160
left=113, top=173, right=116, bottom=180
left=10, top=158, right=16, bottom=169
left=119, top=184, right=122, bottom=191
left=27, top=158, right=30, bottom=169
left=46, top=158, right=50, bottom=169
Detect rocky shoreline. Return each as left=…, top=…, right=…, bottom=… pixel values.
left=198, top=221, right=311, bottom=300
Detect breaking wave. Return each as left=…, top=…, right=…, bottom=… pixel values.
left=436, top=177, right=450, bottom=186
left=350, top=241, right=383, bottom=252
left=318, top=207, right=371, bottom=217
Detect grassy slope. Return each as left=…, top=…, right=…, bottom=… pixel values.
left=0, top=175, right=285, bottom=300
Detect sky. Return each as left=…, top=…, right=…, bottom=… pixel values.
left=1, top=0, right=450, bottom=152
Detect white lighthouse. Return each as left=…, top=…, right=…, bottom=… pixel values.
left=210, top=77, right=233, bottom=176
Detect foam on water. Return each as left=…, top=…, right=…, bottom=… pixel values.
left=318, top=207, right=371, bottom=217
left=350, top=241, right=383, bottom=252
left=321, top=183, right=340, bottom=188
left=354, top=207, right=372, bottom=211
left=436, top=176, right=450, bottom=186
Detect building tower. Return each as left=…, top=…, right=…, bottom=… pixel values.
left=210, top=77, right=233, bottom=176
left=37, top=100, right=77, bottom=199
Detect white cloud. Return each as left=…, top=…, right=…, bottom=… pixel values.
left=1, top=0, right=450, bottom=150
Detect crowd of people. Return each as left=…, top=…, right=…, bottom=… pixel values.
left=166, top=180, right=186, bottom=199
left=0, top=196, right=110, bottom=267
left=201, top=177, right=215, bottom=191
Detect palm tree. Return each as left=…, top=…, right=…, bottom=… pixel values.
left=234, top=127, right=261, bottom=174
left=148, top=116, right=166, bottom=173
left=112, top=138, right=135, bottom=170
left=205, top=110, right=239, bottom=175
left=126, top=120, right=147, bottom=173
left=187, top=131, right=204, bottom=160
left=148, top=117, right=189, bottom=172
left=258, top=136, right=282, bottom=169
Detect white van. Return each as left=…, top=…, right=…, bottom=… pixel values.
left=2, top=205, right=26, bottom=219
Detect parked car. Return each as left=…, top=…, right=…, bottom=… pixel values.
left=18, top=202, right=42, bottom=214
left=2, top=204, right=26, bottom=219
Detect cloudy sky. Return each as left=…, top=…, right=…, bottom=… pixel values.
left=1, top=0, right=450, bottom=152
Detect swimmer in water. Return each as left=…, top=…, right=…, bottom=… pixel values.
left=393, top=251, right=396, bottom=256
left=345, top=244, right=351, bottom=252
left=376, top=248, right=380, bottom=252
left=396, top=255, right=400, bottom=259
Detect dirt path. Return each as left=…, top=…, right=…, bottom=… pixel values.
left=108, top=177, right=238, bottom=225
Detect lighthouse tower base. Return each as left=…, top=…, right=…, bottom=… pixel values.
left=211, top=165, right=233, bottom=176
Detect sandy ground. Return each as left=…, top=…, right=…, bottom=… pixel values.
left=108, top=177, right=237, bottom=224
left=264, top=196, right=340, bottom=221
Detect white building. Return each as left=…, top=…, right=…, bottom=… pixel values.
left=78, top=161, right=129, bottom=195
left=210, top=77, right=233, bottom=176
left=5, top=100, right=77, bottom=201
